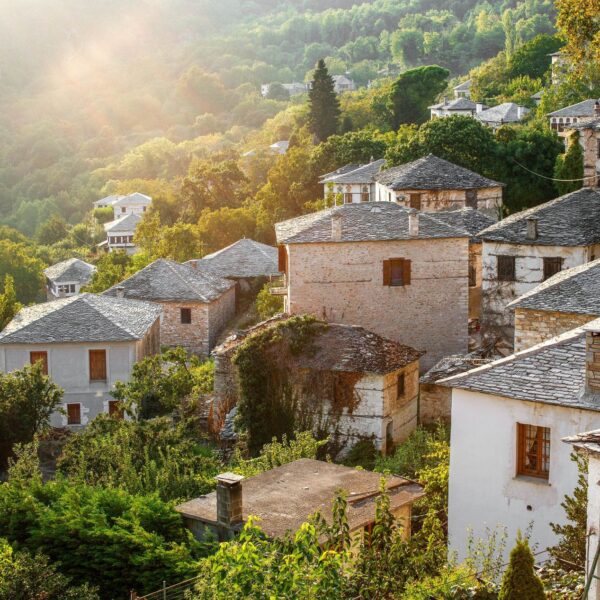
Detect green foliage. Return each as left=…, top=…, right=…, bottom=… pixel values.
left=498, top=534, right=545, bottom=600
left=343, top=439, right=378, bottom=470
left=0, top=275, right=21, bottom=331
left=266, top=82, right=290, bottom=101
left=507, top=34, right=563, bottom=80
left=308, top=59, right=341, bottom=142
left=57, top=415, right=221, bottom=501
left=389, top=65, right=450, bottom=128
left=0, top=538, right=100, bottom=600
left=255, top=280, right=284, bottom=320
left=82, top=251, right=132, bottom=293
left=190, top=358, right=215, bottom=395
left=35, top=214, right=69, bottom=245
left=92, top=206, right=115, bottom=224
left=0, top=239, right=45, bottom=303
left=0, top=362, right=63, bottom=468
left=554, top=131, right=584, bottom=196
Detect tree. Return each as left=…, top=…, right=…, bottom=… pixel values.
left=388, top=65, right=449, bottom=128
left=508, top=35, right=563, bottom=80
left=0, top=275, right=21, bottom=331
left=255, top=281, right=283, bottom=320
left=0, top=240, right=44, bottom=304
left=554, top=130, right=584, bottom=196
left=498, top=534, right=545, bottom=600
left=197, top=206, right=257, bottom=253
left=82, top=251, right=131, bottom=293
left=0, top=362, right=63, bottom=467
left=92, top=206, right=114, bottom=224
left=266, top=82, right=290, bottom=101
left=35, top=214, right=69, bottom=245
left=307, top=59, right=341, bottom=143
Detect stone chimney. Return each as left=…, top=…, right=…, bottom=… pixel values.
left=216, top=472, right=244, bottom=529
left=115, top=286, right=125, bottom=298
left=331, top=212, right=342, bottom=241
left=586, top=328, right=600, bottom=396
left=526, top=216, right=538, bottom=240
left=476, top=103, right=484, bottom=114
left=408, top=208, right=419, bottom=236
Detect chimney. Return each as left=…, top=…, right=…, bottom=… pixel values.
left=408, top=208, right=419, bottom=236
left=585, top=328, right=600, bottom=396
left=216, top=472, right=244, bottom=528
left=189, top=260, right=198, bottom=270
left=331, top=212, right=342, bottom=241
left=526, top=216, right=538, bottom=240
left=476, top=103, right=484, bottom=114
left=115, top=286, right=125, bottom=298
left=595, top=100, right=600, bottom=116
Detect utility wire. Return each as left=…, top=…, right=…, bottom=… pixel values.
left=511, top=158, right=597, bottom=183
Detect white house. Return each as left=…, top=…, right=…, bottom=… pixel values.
left=103, top=212, right=142, bottom=255
left=332, top=75, right=356, bottom=93
left=479, top=187, right=600, bottom=342
left=429, top=97, right=480, bottom=119
left=548, top=98, right=600, bottom=137
left=0, top=294, right=162, bottom=427
left=442, top=318, right=600, bottom=562
left=453, top=79, right=471, bottom=99
left=320, top=159, right=386, bottom=204
left=260, top=82, right=308, bottom=97
left=476, top=103, right=529, bottom=130
left=93, top=192, right=151, bottom=219
left=44, top=258, right=96, bottom=300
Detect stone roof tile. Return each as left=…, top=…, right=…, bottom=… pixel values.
left=43, top=258, right=96, bottom=284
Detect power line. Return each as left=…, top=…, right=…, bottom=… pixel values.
left=511, top=158, right=597, bottom=183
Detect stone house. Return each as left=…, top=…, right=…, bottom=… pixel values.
left=373, top=154, right=504, bottom=217
left=275, top=202, right=470, bottom=370
left=320, top=159, right=386, bottom=204
left=213, top=317, right=425, bottom=454
left=103, top=212, right=141, bottom=255
left=442, top=318, right=600, bottom=561
left=175, top=459, right=424, bottom=543
left=332, top=75, right=356, bottom=93
left=479, top=187, right=600, bottom=343
left=509, top=258, right=600, bottom=352
left=429, top=97, right=480, bottom=119
left=453, top=79, right=471, bottom=99
left=0, top=294, right=162, bottom=427
left=548, top=98, right=600, bottom=137
left=44, top=258, right=96, bottom=300
left=476, top=102, right=529, bottom=130
left=104, top=259, right=235, bottom=357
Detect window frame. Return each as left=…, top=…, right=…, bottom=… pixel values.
left=516, top=423, right=550, bottom=480
left=397, top=372, right=405, bottom=399
left=89, top=349, right=107, bottom=382
left=409, top=193, right=422, bottom=210
left=67, top=403, right=81, bottom=425
left=383, top=258, right=412, bottom=287
left=543, top=257, right=563, bottom=281
left=180, top=307, right=192, bottom=324
left=497, top=255, right=516, bottom=282
left=30, top=351, right=48, bottom=375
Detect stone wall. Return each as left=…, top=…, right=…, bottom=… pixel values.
left=286, top=238, right=469, bottom=371
left=469, top=243, right=483, bottom=321
left=207, top=287, right=236, bottom=350
left=514, top=308, right=596, bottom=352
left=420, top=382, right=452, bottom=424
left=579, top=126, right=600, bottom=188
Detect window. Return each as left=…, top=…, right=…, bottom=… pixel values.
left=180, top=308, right=192, bottom=324
left=67, top=403, right=81, bottom=425
left=517, top=424, right=550, bottom=479
left=497, top=255, right=516, bottom=282
left=543, top=257, right=563, bottom=280
left=361, top=186, right=370, bottom=203
left=89, top=349, right=107, bottom=381
left=397, top=373, right=405, bottom=398
left=108, top=400, right=123, bottom=419
left=30, top=351, right=48, bottom=375
left=121, top=206, right=126, bottom=213
left=344, top=186, right=352, bottom=204
left=468, top=264, right=477, bottom=287
left=409, top=193, right=422, bottom=210
left=466, top=189, right=478, bottom=209
left=597, top=138, right=600, bottom=159
left=383, top=258, right=411, bottom=286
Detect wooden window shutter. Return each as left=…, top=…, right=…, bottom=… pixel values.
left=278, top=245, right=287, bottom=274
left=30, top=351, right=48, bottom=375
left=89, top=350, right=107, bottom=381
left=383, top=259, right=391, bottom=286
left=67, top=403, right=81, bottom=425
left=403, top=260, right=411, bottom=285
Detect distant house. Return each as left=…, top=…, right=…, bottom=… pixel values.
left=508, top=258, right=600, bottom=352
left=44, top=258, right=96, bottom=300
left=213, top=318, right=425, bottom=454
left=443, top=318, right=600, bottom=561
left=176, top=459, right=424, bottom=542
left=93, top=195, right=123, bottom=210
left=275, top=203, right=470, bottom=370
left=429, top=97, right=480, bottom=119
left=103, top=212, right=141, bottom=255
left=373, top=154, right=504, bottom=216
left=260, top=82, right=307, bottom=97
left=93, top=192, right=151, bottom=220
left=548, top=98, right=600, bottom=136
left=319, top=158, right=386, bottom=204
left=476, top=102, right=529, bottom=130
left=269, top=140, right=289, bottom=155
left=332, top=75, right=356, bottom=93
left=479, top=188, right=600, bottom=343
left=453, top=79, right=471, bottom=99
left=531, top=90, right=543, bottom=106
left=104, top=259, right=235, bottom=357
left=0, top=294, right=162, bottom=427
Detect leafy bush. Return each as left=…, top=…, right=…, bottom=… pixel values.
left=255, top=281, right=284, bottom=321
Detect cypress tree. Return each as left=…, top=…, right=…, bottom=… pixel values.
left=308, top=59, right=341, bottom=143
left=554, top=130, right=584, bottom=196
left=498, top=534, right=545, bottom=600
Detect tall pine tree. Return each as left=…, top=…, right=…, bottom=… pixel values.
left=308, top=59, right=341, bottom=143
left=554, top=130, right=584, bottom=196
left=499, top=534, right=545, bottom=600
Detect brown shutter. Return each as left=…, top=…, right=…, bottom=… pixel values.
left=67, top=403, right=81, bottom=425
left=383, top=259, right=391, bottom=286
left=30, top=351, right=48, bottom=375
left=89, top=350, right=107, bottom=381
left=278, top=245, right=287, bottom=274
left=403, top=260, right=411, bottom=285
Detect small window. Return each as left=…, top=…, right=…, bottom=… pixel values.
left=409, top=193, right=422, bottom=210
left=89, top=349, right=107, bottom=381
left=397, top=373, right=405, bottom=398
left=344, top=193, right=353, bottom=204
left=30, top=351, right=48, bottom=375
left=543, top=257, right=563, bottom=281
left=517, top=424, right=550, bottom=479
left=121, top=206, right=126, bottom=213
left=466, top=189, right=478, bottom=209
left=180, top=308, right=192, bottom=324
left=383, top=258, right=411, bottom=286
left=497, top=255, right=516, bottom=282
left=278, top=245, right=287, bottom=274
left=468, top=264, right=477, bottom=287
left=67, top=403, right=81, bottom=425
left=361, top=186, right=370, bottom=203
left=108, top=400, right=123, bottom=419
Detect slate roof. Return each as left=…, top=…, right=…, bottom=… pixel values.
left=43, top=258, right=96, bottom=284
left=439, top=319, right=600, bottom=411
left=428, top=208, right=495, bottom=244
left=186, top=239, right=280, bottom=279
left=319, top=164, right=361, bottom=181
left=429, top=97, right=477, bottom=110
left=420, top=354, right=492, bottom=384
left=477, top=102, right=529, bottom=123
left=548, top=98, right=600, bottom=118
left=320, top=159, right=386, bottom=184
left=374, top=154, right=503, bottom=191
left=478, top=187, right=600, bottom=246
left=112, top=192, right=151, bottom=207
left=104, top=213, right=142, bottom=233
left=571, top=117, right=600, bottom=131
left=563, top=429, right=600, bottom=455
left=0, top=294, right=161, bottom=345
left=103, top=259, right=235, bottom=303
left=217, top=318, right=424, bottom=375
left=508, top=258, right=600, bottom=315
left=453, top=79, right=472, bottom=92
left=531, top=91, right=544, bottom=100
left=275, top=203, right=471, bottom=245
left=93, top=194, right=123, bottom=207
left=175, top=459, right=424, bottom=539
